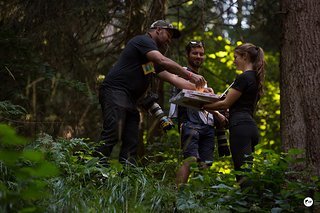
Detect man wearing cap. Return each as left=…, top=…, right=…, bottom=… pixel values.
left=96, top=20, right=208, bottom=165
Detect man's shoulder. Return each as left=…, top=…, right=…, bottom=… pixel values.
left=132, top=34, right=147, bottom=39
left=129, top=34, right=157, bottom=51
left=130, top=34, right=151, bottom=43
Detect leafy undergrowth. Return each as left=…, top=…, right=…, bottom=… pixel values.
left=0, top=124, right=319, bottom=212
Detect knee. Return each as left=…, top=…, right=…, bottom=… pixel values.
left=182, top=156, right=197, bottom=165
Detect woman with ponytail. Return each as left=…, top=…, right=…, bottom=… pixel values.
left=204, top=43, right=266, bottom=187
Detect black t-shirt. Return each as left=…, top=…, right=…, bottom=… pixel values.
left=230, top=70, right=258, bottom=116
left=101, top=34, right=162, bottom=108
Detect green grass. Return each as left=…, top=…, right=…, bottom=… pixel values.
left=0, top=124, right=319, bottom=212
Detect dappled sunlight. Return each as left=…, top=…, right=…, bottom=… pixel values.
left=1, top=0, right=319, bottom=211
left=210, top=158, right=233, bottom=174
left=255, top=148, right=262, bottom=155
left=236, top=41, right=243, bottom=46
left=208, top=53, right=216, bottom=59
left=215, top=51, right=228, bottom=57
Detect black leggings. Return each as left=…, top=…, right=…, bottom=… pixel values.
left=229, top=113, right=259, bottom=181
left=230, top=124, right=259, bottom=171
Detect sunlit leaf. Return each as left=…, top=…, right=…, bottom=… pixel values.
left=236, top=70, right=242, bottom=75
left=215, top=51, right=228, bottom=57
left=220, top=58, right=227, bottom=63
left=208, top=53, right=216, bottom=59
left=255, top=148, right=262, bottom=155
left=186, top=0, right=193, bottom=6
left=226, top=60, right=233, bottom=68
left=273, top=93, right=280, bottom=102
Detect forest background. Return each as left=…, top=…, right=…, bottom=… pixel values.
left=0, top=0, right=319, bottom=212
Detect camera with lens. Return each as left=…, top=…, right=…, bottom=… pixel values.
left=140, top=92, right=175, bottom=132
left=216, top=128, right=230, bottom=157
left=215, top=110, right=230, bottom=157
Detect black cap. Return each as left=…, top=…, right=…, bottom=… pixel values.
left=150, top=20, right=181, bottom=39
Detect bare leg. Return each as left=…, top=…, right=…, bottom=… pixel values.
left=176, top=157, right=197, bottom=188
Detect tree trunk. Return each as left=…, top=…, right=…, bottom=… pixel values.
left=235, top=0, right=244, bottom=40
left=280, top=0, right=320, bottom=176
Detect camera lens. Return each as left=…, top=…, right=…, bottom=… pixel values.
left=140, top=93, right=174, bottom=132
left=149, top=103, right=164, bottom=118
left=216, top=128, right=230, bottom=157
left=148, top=103, right=174, bottom=131
left=160, top=116, right=174, bottom=131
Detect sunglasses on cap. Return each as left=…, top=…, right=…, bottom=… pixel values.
left=188, top=41, right=205, bottom=48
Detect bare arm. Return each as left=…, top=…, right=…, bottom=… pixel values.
left=203, top=88, right=242, bottom=111
left=211, top=110, right=228, bottom=126
left=157, top=71, right=196, bottom=90
left=146, top=50, right=206, bottom=89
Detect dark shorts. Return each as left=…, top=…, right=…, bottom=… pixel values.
left=180, top=122, right=215, bottom=164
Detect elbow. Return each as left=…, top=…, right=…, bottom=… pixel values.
left=222, top=102, right=231, bottom=109
left=205, top=99, right=231, bottom=111
left=215, top=100, right=230, bottom=110
left=156, top=56, right=168, bottom=67
left=221, top=101, right=233, bottom=109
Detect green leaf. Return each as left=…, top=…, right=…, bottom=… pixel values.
left=0, top=150, right=20, bottom=165
left=21, top=181, right=48, bottom=200
left=22, top=150, right=44, bottom=162
left=229, top=205, right=249, bottom=212
left=288, top=149, right=303, bottom=156
left=34, top=162, right=59, bottom=177
left=211, top=184, right=233, bottom=190
left=19, top=207, right=38, bottom=213
left=18, top=162, right=59, bottom=178
left=0, top=124, right=26, bottom=145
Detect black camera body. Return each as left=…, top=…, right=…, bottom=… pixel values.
left=216, top=128, right=230, bottom=157
left=215, top=110, right=230, bottom=157
left=140, top=92, right=174, bottom=132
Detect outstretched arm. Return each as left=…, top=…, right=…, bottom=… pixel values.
left=157, top=71, right=196, bottom=90
left=204, top=88, right=242, bottom=111
left=146, top=50, right=206, bottom=89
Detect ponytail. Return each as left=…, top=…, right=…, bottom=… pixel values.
left=235, top=43, right=266, bottom=97
left=254, top=47, right=266, bottom=97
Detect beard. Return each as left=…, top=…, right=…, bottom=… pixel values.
left=158, top=43, right=170, bottom=54
left=189, top=60, right=203, bottom=69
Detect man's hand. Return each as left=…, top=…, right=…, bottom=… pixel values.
left=213, top=111, right=228, bottom=127
left=189, top=73, right=207, bottom=89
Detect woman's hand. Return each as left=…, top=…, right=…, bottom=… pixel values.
left=203, top=87, right=214, bottom=93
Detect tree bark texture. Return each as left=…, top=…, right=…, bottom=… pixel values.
left=280, top=0, right=320, bottom=176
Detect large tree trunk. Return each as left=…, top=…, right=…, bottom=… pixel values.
left=280, top=0, right=320, bottom=176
